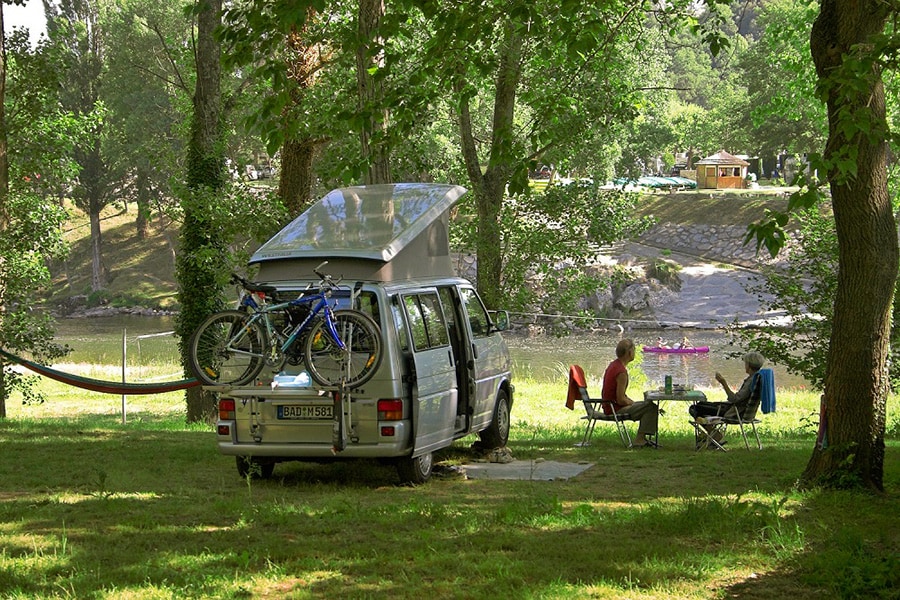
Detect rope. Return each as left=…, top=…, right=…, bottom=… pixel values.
left=506, top=310, right=667, bottom=327
left=0, top=348, right=200, bottom=395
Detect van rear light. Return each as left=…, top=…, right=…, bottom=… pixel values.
left=377, top=399, right=403, bottom=420
left=217, top=424, right=231, bottom=436
left=380, top=426, right=395, bottom=437
left=219, top=398, right=236, bottom=420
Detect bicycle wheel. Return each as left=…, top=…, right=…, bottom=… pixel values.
left=304, top=310, right=382, bottom=388
left=189, top=310, right=266, bottom=386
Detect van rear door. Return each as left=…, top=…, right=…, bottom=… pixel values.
left=399, top=291, right=458, bottom=455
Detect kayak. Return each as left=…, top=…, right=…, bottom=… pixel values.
left=642, top=346, right=710, bottom=354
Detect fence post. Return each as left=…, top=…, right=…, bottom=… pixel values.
left=121, top=328, right=127, bottom=424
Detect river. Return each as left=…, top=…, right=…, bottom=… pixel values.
left=52, top=315, right=806, bottom=390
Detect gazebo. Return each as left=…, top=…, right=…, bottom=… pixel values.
left=695, top=150, right=750, bottom=189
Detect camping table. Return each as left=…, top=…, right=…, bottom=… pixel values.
left=643, top=389, right=707, bottom=446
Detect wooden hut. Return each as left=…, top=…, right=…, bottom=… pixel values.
left=695, top=150, right=750, bottom=189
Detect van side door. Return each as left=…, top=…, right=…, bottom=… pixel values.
left=458, top=286, right=511, bottom=432
left=400, top=291, right=458, bottom=455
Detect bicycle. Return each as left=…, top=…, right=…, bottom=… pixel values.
left=188, top=262, right=382, bottom=388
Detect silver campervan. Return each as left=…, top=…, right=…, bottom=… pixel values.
left=213, top=183, right=513, bottom=483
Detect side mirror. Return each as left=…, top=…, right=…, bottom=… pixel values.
left=490, top=310, right=510, bottom=332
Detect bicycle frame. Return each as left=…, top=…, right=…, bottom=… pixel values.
left=231, top=288, right=347, bottom=359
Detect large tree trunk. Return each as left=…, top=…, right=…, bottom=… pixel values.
left=456, top=24, right=523, bottom=309
left=178, top=0, right=225, bottom=424
left=356, top=0, right=390, bottom=184
left=279, top=138, right=317, bottom=216
left=802, top=0, right=893, bottom=491
left=0, top=4, right=8, bottom=419
left=279, top=19, right=325, bottom=217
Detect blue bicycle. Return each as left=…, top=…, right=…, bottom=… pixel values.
left=188, top=262, right=382, bottom=388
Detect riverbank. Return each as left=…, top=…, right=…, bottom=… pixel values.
left=47, top=189, right=797, bottom=326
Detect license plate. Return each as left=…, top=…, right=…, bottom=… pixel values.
left=277, top=404, right=333, bottom=420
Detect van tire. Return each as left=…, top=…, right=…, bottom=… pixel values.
left=396, top=452, right=433, bottom=484
left=478, top=389, right=510, bottom=448
left=236, top=456, right=275, bottom=480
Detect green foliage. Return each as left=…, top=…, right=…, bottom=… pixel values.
left=737, top=0, right=826, bottom=158
left=452, top=180, right=654, bottom=313
left=0, top=191, right=71, bottom=407
left=647, top=258, right=681, bottom=290
left=733, top=208, right=835, bottom=390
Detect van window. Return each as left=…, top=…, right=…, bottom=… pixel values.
left=403, top=293, right=450, bottom=351
left=460, top=287, right=490, bottom=338
left=390, top=301, right=409, bottom=352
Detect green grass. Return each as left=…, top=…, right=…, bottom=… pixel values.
left=2, top=371, right=898, bottom=599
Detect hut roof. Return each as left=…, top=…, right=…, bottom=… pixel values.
left=695, top=149, right=750, bottom=166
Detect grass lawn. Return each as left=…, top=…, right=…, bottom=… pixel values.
left=1, top=371, right=898, bottom=599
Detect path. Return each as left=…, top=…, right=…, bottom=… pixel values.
left=621, top=242, right=791, bottom=329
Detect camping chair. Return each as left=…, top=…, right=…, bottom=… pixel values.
left=691, top=368, right=772, bottom=451
left=566, top=364, right=638, bottom=447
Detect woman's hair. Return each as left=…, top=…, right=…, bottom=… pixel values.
left=616, top=338, right=635, bottom=358
left=743, top=351, right=765, bottom=370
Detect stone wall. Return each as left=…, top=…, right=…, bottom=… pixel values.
left=637, top=223, right=767, bottom=268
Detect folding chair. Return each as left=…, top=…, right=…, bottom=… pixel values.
left=691, top=368, right=771, bottom=451
left=566, top=364, right=637, bottom=447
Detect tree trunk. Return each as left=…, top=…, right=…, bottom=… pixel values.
left=802, top=0, right=893, bottom=491
left=135, top=168, right=150, bottom=240
left=178, top=0, right=225, bottom=424
left=356, top=0, right=390, bottom=184
left=89, top=205, right=103, bottom=292
left=280, top=18, right=326, bottom=217
left=0, top=4, right=8, bottom=419
left=456, top=24, right=523, bottom=309
left=279, top=138, right=317, bottom=217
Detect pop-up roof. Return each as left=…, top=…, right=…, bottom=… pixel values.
left=250, top=183, right=467, bottom=282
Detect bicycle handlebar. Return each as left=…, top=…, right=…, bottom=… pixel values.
left=230, top=274, right=277, bottom=296
left=230, top=263, right=343, bottom=299
left=313, top=261, right=342, bottom=288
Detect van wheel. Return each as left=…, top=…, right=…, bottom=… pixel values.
left=396, top=452, right=433, bottom=484
left=478, top=389, right=510, bottom=448
left=236, top=456, right=275, bottom=479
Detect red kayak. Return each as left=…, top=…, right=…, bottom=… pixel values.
left=642, top=346, right=709, bottom=354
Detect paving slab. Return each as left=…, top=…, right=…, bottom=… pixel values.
left=456, top=459, right=594, bottom=481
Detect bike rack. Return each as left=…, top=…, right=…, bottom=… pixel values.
left=204, top=372, right=358, bottom=451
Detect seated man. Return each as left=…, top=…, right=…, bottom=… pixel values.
left=601, top=338, right=659, bottom=447
left=690, top=351, right=765, bottom=445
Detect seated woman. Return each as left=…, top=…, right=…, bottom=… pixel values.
left=689, top=352, right=765, bottom=444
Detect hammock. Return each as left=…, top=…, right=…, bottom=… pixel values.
left=0, top=347, right=200, bottom=395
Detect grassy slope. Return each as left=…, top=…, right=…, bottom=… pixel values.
left=46, top=189, right=793, bottom=310
left=49, top=201, right=181, bottom=309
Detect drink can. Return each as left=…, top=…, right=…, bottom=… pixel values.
left=664, top=375, right=673, bottom=394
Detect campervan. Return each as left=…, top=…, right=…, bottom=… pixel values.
left=212, top=184, right=513, bottom=484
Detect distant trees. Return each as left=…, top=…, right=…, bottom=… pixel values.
left=46, top=0, right=112, bottom=294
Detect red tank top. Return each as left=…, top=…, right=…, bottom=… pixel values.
left=601, top=359, right=626, bottom=415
